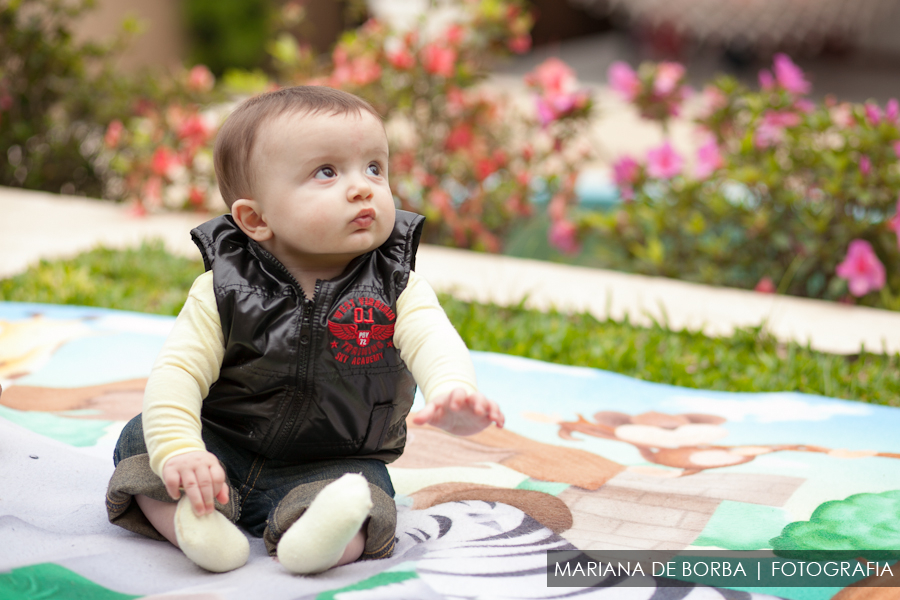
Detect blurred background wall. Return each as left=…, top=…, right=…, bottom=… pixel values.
left=74, top=0, right=900, bottom=102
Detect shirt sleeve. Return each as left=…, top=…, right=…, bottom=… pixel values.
left=393, top=270, right=478, bottom=403
left=142, top=270, right=225, bottom=477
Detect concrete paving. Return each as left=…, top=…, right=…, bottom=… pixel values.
left=2, top=185, right=898, bottom=355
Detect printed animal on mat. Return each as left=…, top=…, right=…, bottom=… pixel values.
left=548, top=410, right=900, bottom=476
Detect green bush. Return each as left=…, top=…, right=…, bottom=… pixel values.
left=0, top=0, right=131, bottom=196
left=566, top=57, right=900, bottom=310
left=182, top=0, right=275, bottom=76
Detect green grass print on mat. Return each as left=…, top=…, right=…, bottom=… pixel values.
left=0, top=563, right=140, bottom=600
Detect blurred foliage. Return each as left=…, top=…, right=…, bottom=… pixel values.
left=182, top=0, right=275, bottom=76
left=0, top=0, right=225, bottom=201
left=2, top=245, right=897, bottom=405
left=0, top=0, right=130, bottom=195
left=574, top=57, right=900, bottom=310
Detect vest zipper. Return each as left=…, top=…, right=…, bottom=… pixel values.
left=271, top=279, right=320, bottom=457
left=253, top=244, right=321, bottom=457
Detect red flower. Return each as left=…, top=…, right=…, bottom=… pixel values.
left=508, top=35, right=531, bottom=54
left=754, top=277, right=776, bottom=294
left=150, top=147, right=179, bottom=178
left=177, top=114, right=209, bottom=144
left=104, top=120, right=124, bottom=148
left=445, top=124, right=474, bottom=152
left=188, top=187, right=206, bottom=206
left=387, top=48, right=415, bottom=70
left=548, top=220, right=580, bottom=255
left=475, top=157, right=497, bottom=181
left=444, top=24, right=465, bottom=45
left=421, top=44, right=456, bottom=78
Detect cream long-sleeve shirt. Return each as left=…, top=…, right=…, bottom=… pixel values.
left=142, top=270, right=477, bottom=477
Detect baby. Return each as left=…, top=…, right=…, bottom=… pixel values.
left=106, top=85, right=504, bottom=574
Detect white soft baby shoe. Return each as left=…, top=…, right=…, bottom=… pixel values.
left=174, top=496, right=249, bottom=573
left=277, top=473, right=373, bottom=574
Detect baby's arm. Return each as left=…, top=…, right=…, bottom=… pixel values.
left=142, top=271, right=227, bottom=515
left=394, top=272, right=504, bottom=436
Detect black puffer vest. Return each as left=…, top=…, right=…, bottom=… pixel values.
left=190, top=210, right=425, bottom=463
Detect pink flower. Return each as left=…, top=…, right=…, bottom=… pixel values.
left=694, top=139, right=724, bottom=179
left=886, top=99, right=899, bottom=124
left=104, top=119, right=124, bottom=148
left=187, top=65, right=215, bottom=92
left=608, top=61, right=641, bottom=101
left=421, top=44, right=457, bottom=78
left=350, top=56, right=382, bottom=85
left=534, top=97, right=556, bottom=127
left=528, top=58, right=577, bottom=97
left=763, top=110, right=801, bottom=128
left=612, top=156, right=640, bottom=186
left=444, top=24, right=465, bottom=46
left=645, top=142, right=683, bottom=179
left=773, top=53, right=810, bottom=95
left=387, top=47, right=415, bottom=70
left=860, top=155, right=872, bottom=177
left=864, top=102, right=882, bottom=126
left=755, top=277, right=776, bottom=294
left=758, top=69, right=775, bottom=91
left=527, top=58, right=589, bottom=124
left=754, top=115, right=789, bottom=149
left=653, top=62, right=685, bottom=96
left=794, top=99, right=816, bottom=113
left=701, top=85, right=728, bottom=115
left=548, top=220, right=580, bottom=254
left=836, top=240, right=886, bottom=297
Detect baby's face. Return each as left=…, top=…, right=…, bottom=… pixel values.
left=250, top=109, right=395, bottom=273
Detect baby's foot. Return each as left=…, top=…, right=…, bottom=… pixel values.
left=277, top=473, right=373, bottom=574
left=174, top=496, right=249, bottom=572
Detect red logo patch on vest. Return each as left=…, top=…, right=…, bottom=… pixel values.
left=327, top=297, right=396, bottom=365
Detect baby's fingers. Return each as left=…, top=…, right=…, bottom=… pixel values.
left=163, top=470, right=183, bottom=501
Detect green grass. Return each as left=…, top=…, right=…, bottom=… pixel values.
left=2, top=243, right=897, bottom=406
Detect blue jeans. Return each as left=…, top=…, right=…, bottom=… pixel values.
left=107, top=414, right=397, bottom=559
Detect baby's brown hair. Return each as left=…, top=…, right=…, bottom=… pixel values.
left=214, top=86, right=382, bottom=208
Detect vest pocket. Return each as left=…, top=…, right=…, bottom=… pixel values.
left=359, top=403, right=394, bottom=455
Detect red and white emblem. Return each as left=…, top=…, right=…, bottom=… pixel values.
left=327, top=321, right=394, bottom=348
left=327, top=298, right=397, bottom=365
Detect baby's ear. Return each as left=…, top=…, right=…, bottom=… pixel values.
left=231, top=199, right=272, bottom=241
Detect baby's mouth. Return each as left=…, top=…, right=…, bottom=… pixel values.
left=352, top=209, right=375, bottom=228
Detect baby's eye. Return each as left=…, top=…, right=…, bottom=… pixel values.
left=366, top=163, right=382, bottom=177
left=314, top=166, right=336, bottom=179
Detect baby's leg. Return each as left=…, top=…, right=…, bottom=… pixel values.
left=135, top=494, right=179, bottom=545
left=276, top=473, right=373, bottom=574
left=107, top=415, right=248, bottom=572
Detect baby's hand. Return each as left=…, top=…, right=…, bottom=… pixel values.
left=412, top=388, right=504, bottom=436
left=161, top=450, right=229, bottom=516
